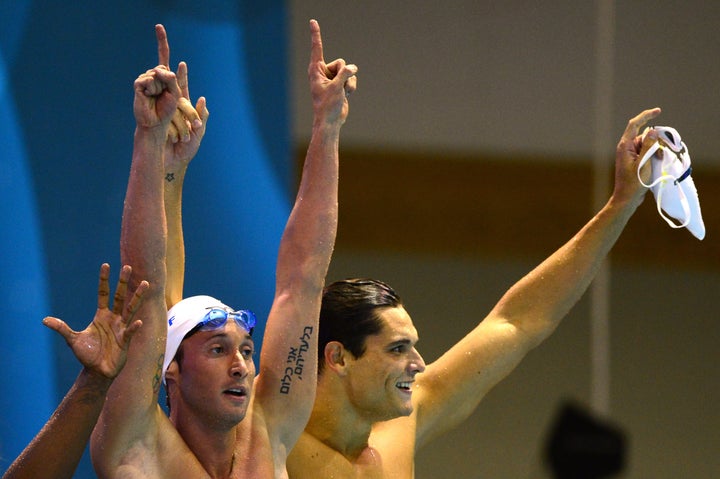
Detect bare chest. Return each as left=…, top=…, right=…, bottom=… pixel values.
left=288, top=437, right=415, bottom=479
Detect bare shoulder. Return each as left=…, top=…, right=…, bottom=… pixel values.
left=94, top=415, right=210, bottom=479
left=369, top=419, right=417, bottom=478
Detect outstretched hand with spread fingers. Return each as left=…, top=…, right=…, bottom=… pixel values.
left=43, top=264, right=147, bottom=379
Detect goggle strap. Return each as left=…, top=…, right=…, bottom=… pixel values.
left=637, top=139, right=692, bottom=229
left=675, top=166, right=692, bottom=185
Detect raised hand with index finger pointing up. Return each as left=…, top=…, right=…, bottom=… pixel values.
left=308, top=19, right=358, bottom=127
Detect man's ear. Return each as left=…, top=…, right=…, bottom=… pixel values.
left=324, top=341, right=350, bottom=376
left=165, top=359, right=179, bottom=386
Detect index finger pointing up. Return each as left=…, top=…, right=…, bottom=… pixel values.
left=622, top=107, right=661, bottom=141
left=309, top=19, right=324, bottom=64
left=155, top=24, right=170, bottom=67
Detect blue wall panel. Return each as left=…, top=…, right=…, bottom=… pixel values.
left=0, top=42, right=53, bottom=472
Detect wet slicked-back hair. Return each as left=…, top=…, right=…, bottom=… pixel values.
left=318, top=278, right=403, bottom=373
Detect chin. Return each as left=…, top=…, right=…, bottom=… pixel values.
left=215, top=413, right=245, bottom=430
left=398, top=404, right=414, bottom=417
left=385, top=402, right=414, bottom=420
left=216, top=405, right=248, bottom=428
left=232, top=407, right=249, bottom=423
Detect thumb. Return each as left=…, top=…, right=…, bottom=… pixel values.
left=42, top=316, right=76, bottom=344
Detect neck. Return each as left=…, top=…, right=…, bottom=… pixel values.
left=171, top=406, right=237, bottom=478
left=304, top=375, right=375, bottom=459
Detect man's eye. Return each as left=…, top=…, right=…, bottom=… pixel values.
left=241, top=347, right=254, bottom=359
left=210, top=346, right=224, bottom=354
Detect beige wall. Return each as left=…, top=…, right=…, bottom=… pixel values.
left=290, top=1, right=720, bottom=166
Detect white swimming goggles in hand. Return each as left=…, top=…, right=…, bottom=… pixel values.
left=637, top=126, right=705, bottom=240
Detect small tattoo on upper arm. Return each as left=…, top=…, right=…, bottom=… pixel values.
left=152, top=354, right=165, bottom=394
left=165, top=173, right=175, bottom=182
left=280, top=326, right=313, bottom=394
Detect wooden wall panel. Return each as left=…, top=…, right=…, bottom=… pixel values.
left=298, top=147, right=719, bottom=271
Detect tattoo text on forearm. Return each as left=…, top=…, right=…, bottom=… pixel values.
left=280, top=326, right=313, bottom=394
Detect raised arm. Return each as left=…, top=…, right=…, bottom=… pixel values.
left=154, top=24, right=210, bottom=309
left=252, top=19, right=357, bottom=455
left=3, top=264, right=145, bottom=479
left=91, top=60, right=181, bottom=471
left=414, top=108, right=661, bottom=446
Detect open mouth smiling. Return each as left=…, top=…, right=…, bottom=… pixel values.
left=395, top=381, right=412, bottom=391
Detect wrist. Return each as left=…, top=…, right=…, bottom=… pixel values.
left=312, top=117, right=343, bottom=137
left=603, top=193, right=643, bottom=225
left=77, top=366, right=115, bottom=391
left=134, top=124, right=168, bottom=147
left=163, top=168, right=187, bottom=189
left=610, top=183, right=647, bottom=211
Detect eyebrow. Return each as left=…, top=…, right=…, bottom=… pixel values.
left=202, top=332, right=229, bottom=342
left=387, top=339, right=414, bottom=348
left=201, top=332, right=253, bottom=343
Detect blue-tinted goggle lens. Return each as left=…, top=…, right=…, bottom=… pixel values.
left=198, top=308, right=256, bottom=334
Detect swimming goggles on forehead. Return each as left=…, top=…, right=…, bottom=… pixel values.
left=194, top=308, right=257, bottom=334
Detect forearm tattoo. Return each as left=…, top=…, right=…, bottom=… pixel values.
left=280, top=326, right=313, bottom=394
